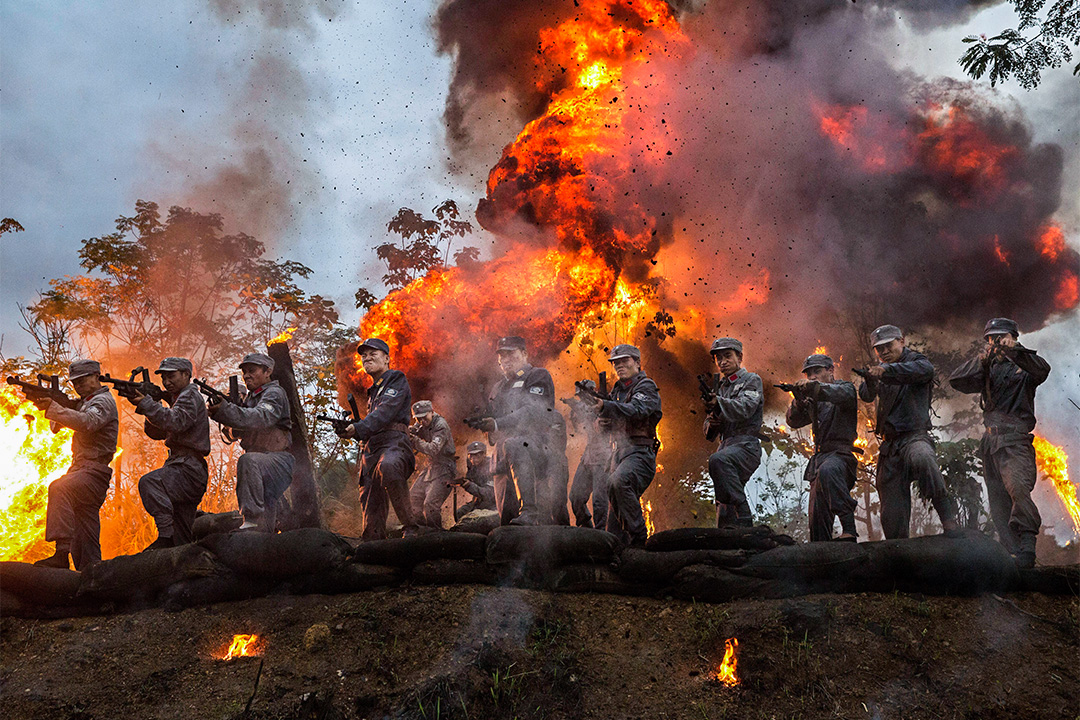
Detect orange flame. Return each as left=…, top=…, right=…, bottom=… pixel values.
left=716, top=637, right=739, bottom=687
left=218, top=633, right=265, bottom=661
left=1033, top=436, right=1080, bottom=532
left=269, top=327, right=296, bottom=345
left=1037, top=225, right=1066, bottom=262
left=642, top=499, right=655, bottom=537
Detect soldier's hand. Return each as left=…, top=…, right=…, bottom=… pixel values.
left=476, top=417, right=497, bottom=433
left=207, top=399, right=223, bottom=414
left=794, top=379, right=811, bottom=390
left=997, top=335, right=1017, bottom=348
left=337, top=424, right=356, bottom=440
left=32, top=397, right=52, bottom=411
left=864, top=365, right=885, bottom=379
left=127, top=389, right=145, bottom=405
left=590, top=396, right=604, bottom=412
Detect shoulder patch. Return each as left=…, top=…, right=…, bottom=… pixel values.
left=529, top=386, right=545, bottom=395
left=744, top=390, right=761, bottom=399
left=385, top=388, right=399, bottom=397
left=632, top=392, right=648, bottom=401
left=512, top=381, right=525, bottom=388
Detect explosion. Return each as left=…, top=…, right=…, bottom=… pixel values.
left=1033, top=436, right=1080, bottom=534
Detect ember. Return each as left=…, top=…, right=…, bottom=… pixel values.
left=716, top=637, right=739, bottom=687
left=218, top=634, right=265, bottom=661
left=1033, top=436, right=1080, bottom=533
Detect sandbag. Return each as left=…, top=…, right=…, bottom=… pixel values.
left=452, top=510, right=501, bottom=535
left=349, top=532, right=488, bottom=568
left=411, top=559, right=497, bottom=586
left=864, top=530, right=1019, bottom=596
left=291, top=563, right=404, bottom=594
left=0, top=588, right=107, bottom=619
left=161, top=570, right=276, bottom=611
left=486, top=526, right=619, bottom=567
left=669, top=563, right=779, bottom=602
left=200, top=528, right=351, bottom=579
left=78, top=544, right=219, bottom=602
left=551, top=563, right=652, bottom=596
left=645, top=526, right=793, bottom=553
left=617, top=548, right=750, bottom=584
left=0, top=561, right=82, bottom=606
left=1015, top=565, right=1080, bottom=595
left=737, top=541, right=882, bottom=595
left=192, top=511, right=243, bottom=539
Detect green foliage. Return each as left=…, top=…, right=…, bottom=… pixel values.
left=376, top=200, right=475, bottom=291
left=0, top=218, right=25, bottom=235
left=960, top=0, right=1079, bottom=89
left=937, top=438, right=986, bottom=529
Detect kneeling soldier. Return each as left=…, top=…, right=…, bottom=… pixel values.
left=949, top=318, right=1050, bottom=567
left=408, top=400, right=456, bottom=529
left=454, top=441, right=497, bottom=520
left=783, top=354, right=858, bottom=542
left=210, top=352, right=293, bottom=532
left=127, top=357, right=210, bottom=549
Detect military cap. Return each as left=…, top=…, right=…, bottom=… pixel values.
left=239, top=352, right=275, bottom=371
left=412, top=400, right=433, bottom=416
left=68, top=358, right=101, bottom=380
left=467, top=441, right=488, bottom=454
left=710, top=337, right=743, bottom=355
left=983, top=317, right=1019, bottom=338
left=155, top=357, right=193, bottom=375
left=357, top=338, right=391, bottom=354
left=608, top=344, right=641, bottom=362
left=801, top=354, right=834, bottom=373
left=496, top=336, right=527, bottom=352
left=870, top=325, right=903, bottom=347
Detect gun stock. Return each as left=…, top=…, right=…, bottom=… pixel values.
left=6, top=375, right=79, bottom=409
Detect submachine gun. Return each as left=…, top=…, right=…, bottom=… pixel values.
left=697, top=373, right=718, bottom=411
left=463, top=401, right=497, bottom=430
left=317, top=393, right=361, bottom=435
left=572, top=371, right=610, bottom=404
left=99, top=367, right=167, bottom=402
left=5, top=373, right=79, bottom=409
left=193, top=376, right=242, bottom=405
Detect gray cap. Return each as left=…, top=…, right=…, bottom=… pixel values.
left=496, top=336, right=527, bottom=352
left=802, top=354, right=834, bottom=373
left=870, top=325, right=903, bottom=347
left=156, top=357, right=193, bottom=375
left=467, top=441, right=488, bottom=454
left=357, top=337, right=390, bottom=354
left=240, top=352, right=275, bottom=371
left=68, top=359, right=101, bottom=380
left=412, top=400, right=433, bottom=416
left=984, top=317, right=1019, bottom=338
left=608, top=344, right=641, bottom=362
left=710, top=337, right=743, bottom=355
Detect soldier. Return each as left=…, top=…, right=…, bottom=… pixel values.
left=124, top=357, right=210, bottom=549
left=783, top=354, right=859, bottom=542
left=585, top=344, right=661, bottom=547
left=31, top=359, right=119, bottom=569
left=337, top=338, right=418, bottom=539
left=209, top=352, right=293, bottom=532
left=453, top=441, right=497, bottom=520
left=949, top=318, right=1050, bottom=567
left=703, top=338, right=763, bottom=528
left=858, top=325, right=960, bottom=539
left=474, top=336, right=558, bottom=526
left=408, top=400, right=456, bottom=529
left=567, top=380, right=613, bottom=529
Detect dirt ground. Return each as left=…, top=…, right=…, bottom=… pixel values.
left=2, top=584, right=1077, bottom=720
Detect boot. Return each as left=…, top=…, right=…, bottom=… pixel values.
left=34, top=551, right=71, bottom=569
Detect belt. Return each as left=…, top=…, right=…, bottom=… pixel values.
left=819, top=440, right=862, bottom=456
left=984, top=426, right=1028, bottom=436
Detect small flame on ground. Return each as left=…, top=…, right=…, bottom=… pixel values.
left=218, top=634, right=265, bottom=661
left=716, top=637, right=739, bottom=687
left=269, top=327, right=297, bottom=345
left=1033, top=436, right=1080, bottom=533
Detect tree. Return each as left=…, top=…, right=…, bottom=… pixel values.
left=1, top=218, right=25, bottom=236
left=960, top=0, right=1079, bottom=89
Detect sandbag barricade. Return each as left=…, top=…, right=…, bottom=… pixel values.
left=452, top=510, right=501, bottom=535
left=78, top=543, right=221, bottom=606
left=0, top=562, right=110, bottom=618
left=192, top=510, right=243, bottom=539
left=485, top=526, right=620, bottom=587
left=349, top=532, right=487, bottom=568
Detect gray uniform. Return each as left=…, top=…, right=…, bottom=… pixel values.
left=949, top=344, right=1050, bottom=554
left=568, top=399, right=613, bottom=529
left=455, top=460, right=498, bottom=520
left=212, top=380, right=294, bottom=532
left=43, top=387, right=119, bottom=569
left=859, top=348, right=955, bottom=539
left=409, top=413, right=457, bottom=528
left=135, top=383, right=211, bottom=544
left=704, top=368, right=763, bottom=526
left=786, top=381, right=858, bottom=541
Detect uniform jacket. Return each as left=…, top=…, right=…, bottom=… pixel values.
left=212, top=379, right=292, bottom=453
left=136, top=382, right=211, bottom=458
left=786, top=380, right=857, bottom=453
left=599, top=371, right=662, bottom=451
left=462, top=460, right=497, bottom=510
left=45, top=386, right=119, bottom=466
left=490, top=364, right=558, bottom=440
left=704, top=368, right=764, bottom=443
left=412, top=412, right=456, bottom=475
left=948, top=344, right=1050, bottom=433
left=858, top=347, right=934, bottom=437
left=350, top=369, right=412, bottom=450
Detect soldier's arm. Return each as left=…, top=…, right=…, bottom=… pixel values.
left=212, top=387, right=288, bottom=430
left=45, top=392, right=116, bottom=433
left=493, top=372, right=554, bottom=433
left=785, top=398, right=812, bottom=429
left=816, top=381, right=856, bottom=408
left=414, top=422, right=452, bottom=457
left=1007, top=345, right=1051, bottom=385
left=858, top=379, right=878, bottom=402
left=136, top=386, right=202, bottom=434
left=879, top=355, right=934, bottom=385
left=599, top=379, right=661, bottom=421
left=703, top=416, right=722, bottom=442
left=947, top=355, right=986, bottom=394
left=714, top=375, right=763, bottom=424
left=350, top=373, right=411, bottom=441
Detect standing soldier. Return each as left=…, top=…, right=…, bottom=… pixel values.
left=337, top=338, right=418, bottom=539
left=567, top=380, right=613, bottom=529
left=474, top=336, right=556, bottom=526
left=858, top=325, right=960, bottom=539
left=703, top=338, right=764, bottom=528
left=408, top=400, right=456, bottom=529
left=453, top=441, right=498, bottom=520
left=587, top=344, right=661, bottom=547
left=782, top=354, right=859, bottom=542
left=209, top=353, right=293, bottom=532
left=126, top=357, right=210, bottom=549
left=31, top=359, right=118, bottom=569
left=949, top=318, right=1050, bottom=567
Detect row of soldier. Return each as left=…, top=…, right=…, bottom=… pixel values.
left=21, top=316, right=1049, bottom=571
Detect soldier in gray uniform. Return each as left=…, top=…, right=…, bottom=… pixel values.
left=858, top=325, right=959, bottom=539
left=949, top=318, right=1050, bottom=567
left=587, top=344, right=662, bottom=547
left=703, top=338, right=763, bottom=528
left=32, top=359, right=119, bottom=569
left=210, top=352, right=293, bottom=532
left=567, top=380, right=613, bottom=529
left=408, top=400, right=457, bottom=529
left=125, top=357, right=210, bottom=549
left=783, top=353, right=859, bottom=542
left=453, top=441, right=497, bottom=519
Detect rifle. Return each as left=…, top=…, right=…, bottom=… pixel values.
left=774, top=382, right=799, bottom=393
left=573, top=371, right=610, bottom=403
left=193, top=376, right=242, bottom=405
left=6, top=374, right=79, bottom=409
left=316, top=392, right=360, bottom=435
left=463, top=401, right=496, bottom=430
left=100, top=367, right=167, bottom=402
left=697, top=373, right=717, bottom=410
left=852, top=367, right=873, bottom=380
